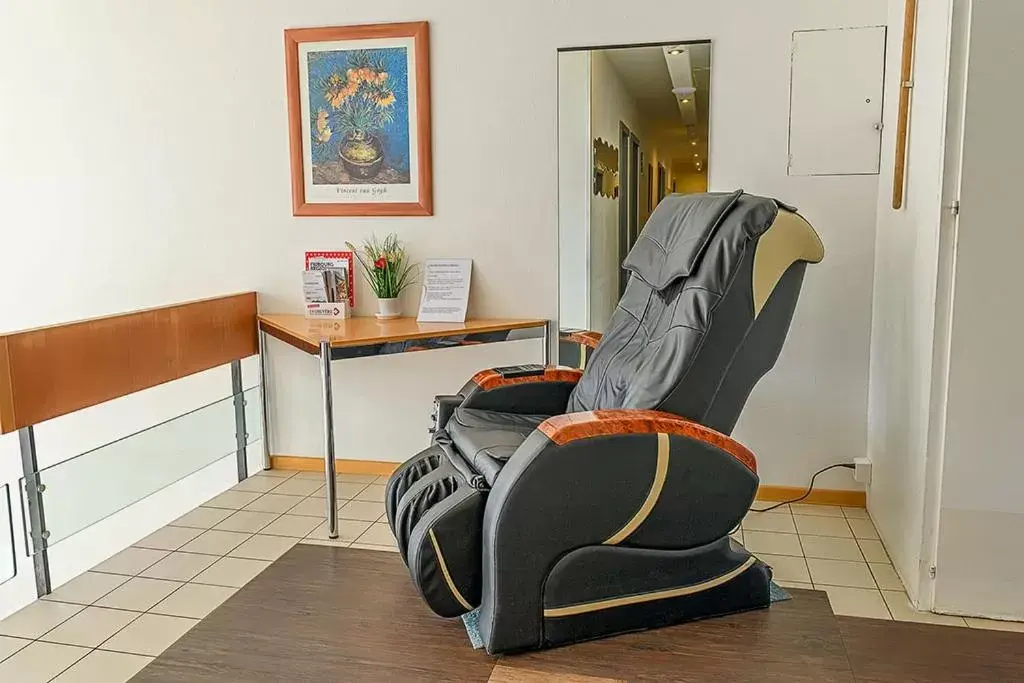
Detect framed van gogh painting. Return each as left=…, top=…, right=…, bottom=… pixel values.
left=285, top=22, right=432, bottom=216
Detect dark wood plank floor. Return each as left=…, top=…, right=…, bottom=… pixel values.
left=133, top=544, right=1024, bottom=683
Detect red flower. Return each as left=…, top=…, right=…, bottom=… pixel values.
left=374, top=257, right=387, bottom=269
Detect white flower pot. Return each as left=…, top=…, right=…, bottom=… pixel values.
left=375, top=297, right=402, bottom=320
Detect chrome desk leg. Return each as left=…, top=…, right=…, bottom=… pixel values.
left=258, top=328, right=272, bottom=471
left=319, top=340, right=339, bottom=539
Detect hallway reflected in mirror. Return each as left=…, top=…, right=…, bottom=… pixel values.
left=558, top=40, right=712, bottom=363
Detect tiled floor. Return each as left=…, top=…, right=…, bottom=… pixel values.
left=1, top=471, right=1021, bottom=681
left=0, top=469, right=395, bottom=682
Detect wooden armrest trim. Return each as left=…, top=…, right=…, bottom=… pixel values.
left=471, top=367, right=583, bottom=391
left=538, top=409, right=756, bottom=473
left=564, top=331, right=602, bottom=349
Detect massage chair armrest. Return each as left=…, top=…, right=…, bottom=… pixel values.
left=562, top=330, right=602, bottom=350
left=454, top=365, right=583, bottom=416
left=476, top=409, right=758, bottom=653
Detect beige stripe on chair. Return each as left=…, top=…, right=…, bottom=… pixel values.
left=604, top=433, right=670, bottom=545
left=428, top=528, right=473, bottom=611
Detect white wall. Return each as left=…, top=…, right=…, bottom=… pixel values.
left=866, top=0, right=954, bottom=602
left=931, top=0, right=1024, bottom=620
left=0, top=3, right=894, bottom=621
left=558, top=51, right=592, bottom=331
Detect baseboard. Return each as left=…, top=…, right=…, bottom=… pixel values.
left=270, top=456, right=399, bottom=476
left=756, top=485, right=866, bottom=508
left=270, top=457, right=867, bottom=508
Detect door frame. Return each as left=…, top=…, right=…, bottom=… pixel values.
left=918, top=0, right=971, bottom=611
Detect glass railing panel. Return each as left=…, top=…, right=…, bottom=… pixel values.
left=25, top=386, right=260, bottom=551
left=0, top=484, right=14, bottom=584
left=245, top=386, right=264, bottom=445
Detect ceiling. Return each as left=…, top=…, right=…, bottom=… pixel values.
left=601, top=42, right=711, bottom=174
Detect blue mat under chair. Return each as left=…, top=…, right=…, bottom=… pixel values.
left=461, top=581, right=791, bottom=649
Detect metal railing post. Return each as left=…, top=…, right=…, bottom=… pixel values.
left=231, top=360, right=248, bottom=482
left=18, top=426, right=51, bottom=597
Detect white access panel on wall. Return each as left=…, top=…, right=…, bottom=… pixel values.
left=788, top=26, right=886, bottom=176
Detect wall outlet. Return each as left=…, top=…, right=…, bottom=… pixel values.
left=853, top=456, right=872, bottom=484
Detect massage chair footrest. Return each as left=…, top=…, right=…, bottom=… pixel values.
left=385, top=444, right=487, bottom=617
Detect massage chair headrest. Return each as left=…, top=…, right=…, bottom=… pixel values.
left=622, top=190, right=823, bottom=310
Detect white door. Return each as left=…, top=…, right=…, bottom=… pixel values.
left=788, top=26, right=886, bottom=176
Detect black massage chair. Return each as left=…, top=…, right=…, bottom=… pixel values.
left=385, top=190, right=823, bottom=654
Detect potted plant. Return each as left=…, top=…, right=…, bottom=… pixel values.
left=318, top=50, right=396, bottom=180
left=347, top=234, right=417, bottom=319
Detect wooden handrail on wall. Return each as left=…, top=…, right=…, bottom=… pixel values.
left=0, top=292, right=258, bottom=434
left=892, top=0, right=919, bottom=210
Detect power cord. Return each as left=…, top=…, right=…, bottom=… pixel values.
left=748, top=463, right=856, bottom=513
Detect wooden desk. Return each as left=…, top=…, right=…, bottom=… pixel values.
left=257, top=314, right=549, bottom=538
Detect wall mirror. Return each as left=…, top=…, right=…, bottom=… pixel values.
left=558, top=40, right=713, bottom=366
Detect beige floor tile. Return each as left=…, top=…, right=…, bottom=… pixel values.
left=205, top=490, right=262, bottom=510
left=260, top=514, right=322, bottom=538
left=882, top=591, right=967, bottom=626
left=755, top=553, right=810, bottom=584
left=299, top=537, right=350, bottom=548
left=799, top=535, right=863, bottom=562
left=229, top=534, right=299, bottom=561
left=848, top=518, right=880, bottom=540
left=133, top=526, right=203, bottom=552
left=178, top=529, right=251, bottom=556
left=243, top=493, right=305, bottom=514
left=51, top=649, right=153, bottom=683
left=747, top=503, right=791, bottom=514
left=257, top=469, right=295, bottom=478
left=824, top=587, right=892, bottom=620
left=964, top=617, right=1024, bottom=632
left=95, top=577, right=182, bottom=612
left=0, top=635, right=30, bottom=662
left=306, top=519, right=373, bottom=543
left=355, top=522, right=397, bottom=547
left=231, top=475, right=283, bottom=493
left=742, top=531, right=803, bottom=557
left=790, top=504, right=844, bottom=518
left=40, top=606, right=139, bottom=648
left=348, top=543, right=400, bottom=553
left=857, top=538, right=890, bottom=563
left=213, top=510, right=280, bottom=534
left=339, top=473, right=379, bottom=484
left=0, top=641, right=89, bottom=683
left=169, top=506, right=233, bottom=530
left=729, top=530, right=743, bottom=544
left=270, top=477, right=324, bottom=497
left=140, top=552, right=219, bottom=582
left=43, top=572, right=130, bottom=606
left=807, top=558, right=876, bottom=589
left=0, top=601, right=84, bottom=639
left=92, top=548, right=170, bottom=576
left=774, top=580, right=814, bottom=590
left=193, top=557, right=271, bottom=588
left=842, top=506, right=870, bottom=519
left=742, top=512, right=796, bottom=533
left=151, top=583, right=236, bottom=619
left=354, top=484, right=386, bottom=503
left=292, top=471, right=328, bottom=480
left=337, top=482, right=372, bottom=499
left=794, top=515, right=853, bottom=538
left=339, top=500, right=386, bottom=522
left=286, top=497, right=333, bottom=517
left=100, top=613, right=198, bottom=657
left=869, top=563, right=904, bottom=591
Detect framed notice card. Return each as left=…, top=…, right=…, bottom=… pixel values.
left=285, top=22, right=433, bottom=217
left=417, top=259, right=472, bottom=323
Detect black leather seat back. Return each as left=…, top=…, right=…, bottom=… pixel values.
left=566, top=191, right=821, bottom=434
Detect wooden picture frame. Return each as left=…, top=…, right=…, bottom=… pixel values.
left=285, top=22, right=432, bottom=216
